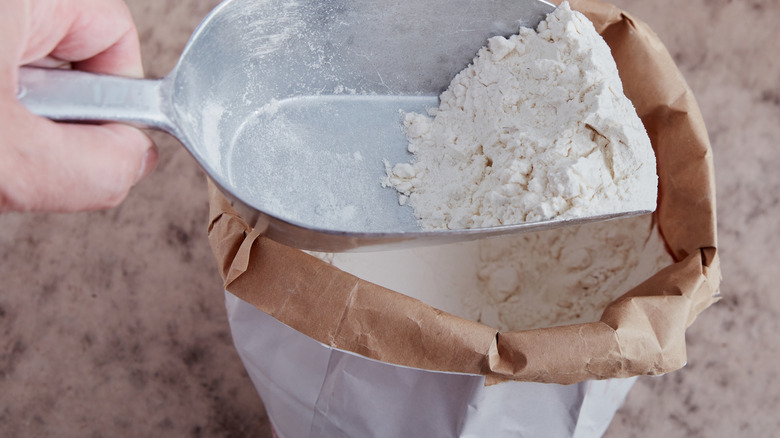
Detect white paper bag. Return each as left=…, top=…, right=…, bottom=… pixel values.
left=225, top=292, right=635, bottom=438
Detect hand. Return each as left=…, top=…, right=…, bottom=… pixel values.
left=0, top=0, right=158, bottom=213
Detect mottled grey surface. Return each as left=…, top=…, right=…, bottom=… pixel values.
left=606, top=0, right=780, bottom=436
left=0, top=0, right=777, bottom=436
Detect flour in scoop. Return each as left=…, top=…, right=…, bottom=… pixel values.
left=384, top=2, right=657, bottom=229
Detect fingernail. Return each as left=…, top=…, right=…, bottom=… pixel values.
left=134, top=145, right=159, bottom=185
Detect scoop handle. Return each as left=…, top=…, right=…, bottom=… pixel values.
left=16, top=67, right=175, bottom=133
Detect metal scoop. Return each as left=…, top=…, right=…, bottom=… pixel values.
left=17, top=0, right=649, bottom=252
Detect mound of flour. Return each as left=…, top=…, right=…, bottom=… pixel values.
left=384, top=2, right=657, bottom=229
left=311, top=215, right=672, bottom=332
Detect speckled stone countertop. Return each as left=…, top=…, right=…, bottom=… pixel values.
left=1, top=0, right=777, bottom=436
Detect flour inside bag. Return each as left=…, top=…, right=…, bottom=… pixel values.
left=311, top=214, right=672, bottom=332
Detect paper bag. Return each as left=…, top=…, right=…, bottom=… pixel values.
left=225, top=291, right=638, bottom=437
left=208, top=0, right=720, bottom=386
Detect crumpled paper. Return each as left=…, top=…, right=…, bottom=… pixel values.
left=225, top=290, right=638, bottom=437
left=207, top=0, right=720, bottom=385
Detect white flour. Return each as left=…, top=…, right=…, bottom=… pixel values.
left=310, top=3, right=670, bottom=332
left=384, top=2, right=657, bottom=229
left=467, top=215, right=671, bottom=330
left=312, top=214, right=672, bottom=332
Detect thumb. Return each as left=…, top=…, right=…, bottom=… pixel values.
left=1, top=108, right=158, bottom=212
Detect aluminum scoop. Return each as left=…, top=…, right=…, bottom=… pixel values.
left=18, top=0, right=649, bottom=252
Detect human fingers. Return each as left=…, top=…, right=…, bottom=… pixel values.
left=21, top=0, right=144, bottom=78
left=0, top=0, right=157, bottom=213
left=0, top=106, right=158, bottom=212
